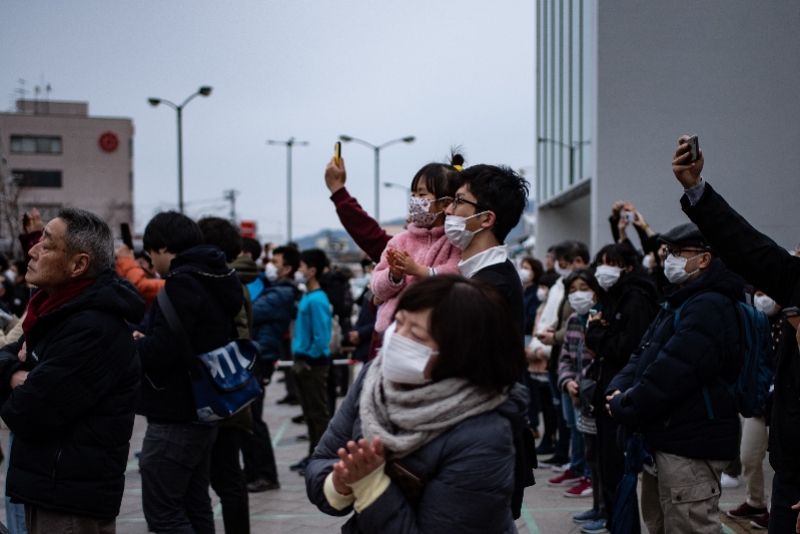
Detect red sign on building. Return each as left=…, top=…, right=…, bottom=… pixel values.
left=240, top=220, right=257, bottom=239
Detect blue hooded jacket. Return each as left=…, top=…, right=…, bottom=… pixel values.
left=251, top=273, right=298, bottom=359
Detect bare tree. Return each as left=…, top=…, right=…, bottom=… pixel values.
left=0, top=134, right=24, bottom=258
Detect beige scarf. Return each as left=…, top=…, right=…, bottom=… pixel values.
left=359, top=352, right=508, bottom=459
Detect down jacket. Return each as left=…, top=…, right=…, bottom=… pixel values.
left=607, top=258, right=744, bottom=461
left=251, top=275, right=298, bottom=359
left=0, top=269, right=145, bottom=518
left=305, top=364, right=528, bottom=534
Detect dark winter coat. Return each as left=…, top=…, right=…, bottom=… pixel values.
left=585, top=269, right=659, bottom=409
left=473, top=260, right=526, bottom=340
left=251, top=275, right=298, bottom=360
left=0, top=269, right=145, bottom=519
left=682, top=181, right=800, bottom=484
left=607, top=258, right=744, bottom=461
left=305, top=365, right=528, bottom=534
left=136, top=245, right=243, bottom=422
left=523, top=285, right=541, bottom=334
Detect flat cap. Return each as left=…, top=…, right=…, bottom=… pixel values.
left=658, top=222, right=711, bottom=250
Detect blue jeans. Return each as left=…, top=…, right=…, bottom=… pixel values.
left=562, top=392, right=590, bottom=478
left=769, top=472, right=800, bottom=534
left=548, top=369, right=571, bottom=458
left=5, top=433, right=26, bottom=534
left=140, top=422, right=218, bottom=534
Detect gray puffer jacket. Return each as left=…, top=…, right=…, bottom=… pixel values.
left=305, top=363, right=528, bottom=534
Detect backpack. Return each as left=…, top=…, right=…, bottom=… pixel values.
left=673, top=296, right=773, bottom=419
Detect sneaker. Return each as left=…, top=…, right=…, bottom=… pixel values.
left=246, top=478, right=281, bottom=492
left=538, top=454, right=569, bottom=468
left=289, top=457, right=309, bottom=471
left=750, top=512, right=769, bottom=529
left=551, top=462, right=571, bottom=472
left=726, top=502, right=768, bottom=519
left=581, top=518, right=608, bottom=533
left=573, top=509, right=601, bottom=524
left=277, top=395, right=300, bottom=405
left=720, top=473, right=740, bottom=488
left=296, top=433, right=309, bottom=442
left=548, top=469, right=582, bottom=487
left=564, top=478, right=593, bottom=497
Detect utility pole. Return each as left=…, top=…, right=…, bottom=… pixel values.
left=223, top=189, right=239, bottom=223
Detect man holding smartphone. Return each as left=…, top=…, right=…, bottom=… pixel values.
left=671, top=135, right=800, bottom=534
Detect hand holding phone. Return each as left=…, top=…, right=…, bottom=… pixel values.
left=334, top=142, right=342, bottom=165
left=687, top=135, right=699, bottom=163
left=120, top=223, right=134, bottom=250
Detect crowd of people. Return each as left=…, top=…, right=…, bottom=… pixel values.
left=0, top=135, right=797, bottom=534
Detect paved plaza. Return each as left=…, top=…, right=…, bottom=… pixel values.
left=0, top=370, right=772, bottom=533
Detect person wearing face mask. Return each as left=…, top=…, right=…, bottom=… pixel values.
left=370, top=154, right=464, bottom=340
left=583, top=243, right=659, bottom=532
left=245, top=245, right=302, bottom=493
left=726, top=290, right=782, bottom=529
left=554, top=270, right=605, bottom=530
left=305, top=275, right=532, bottom=533
left=519, top=258, right=545, bottom=439
left=605, top=222, right=744, bottom=534
left=443, top=164, right=530, bottom=339
left=530, top=240, right=590, bottom=470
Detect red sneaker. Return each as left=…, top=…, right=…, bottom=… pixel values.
left=726, top=502, right=768, bottom=519
left=564, top=477, right=593, bottom=497
left=547, top=469, right=582, bottom=487
left=749, top=512, right=769, bottom=529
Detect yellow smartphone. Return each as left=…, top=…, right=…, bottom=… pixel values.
left=334, top=142, right=341, bottom=165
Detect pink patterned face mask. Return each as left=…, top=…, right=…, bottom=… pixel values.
left=409, top=196, right=445, bottom=228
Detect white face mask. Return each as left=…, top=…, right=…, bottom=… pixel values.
left=519, top=267, right=533, bottom=285
left=537, top=287, right=548, bottom=302
left=642, top=254, right=655, bottom=271
left=444, top=212, right=487, bottom=250
left=663, top=253, right=702, bottom=285
left=754, top=294, right=778, bottom=317
left=408, top=196, right=445, bottom=228
left=554, top=262, right=572, bottom=278
left=294, top=270, right=307, bottom=284
left=568, top=290, right=595, bottom=315
left=380, top=321, right=436, bottom=385
left=595, top=265, right=622, bottom=291
left=265, top=262, right=279, bottom=282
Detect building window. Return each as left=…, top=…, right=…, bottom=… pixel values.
left=12, top=170, right=63, bottom=188
left=10, top=136, right=62, bottom=154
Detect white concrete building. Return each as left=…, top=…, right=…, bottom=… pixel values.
left=535, top=1, right=800, bottom=255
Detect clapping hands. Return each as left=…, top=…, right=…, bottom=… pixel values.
left=331, top=437, right=385, bottom=496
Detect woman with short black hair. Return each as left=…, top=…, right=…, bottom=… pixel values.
left=305, top=275, right=529, bottom=533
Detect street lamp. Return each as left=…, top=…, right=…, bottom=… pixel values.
left=537, top=137, right=590, bottom=189
left=383, top=181, right=411, bottom=207
left=267, top=137, right=309, bottom=242
left=339, top=135, right=415, bottom=222
left=148, top=86, right=213, bottom=213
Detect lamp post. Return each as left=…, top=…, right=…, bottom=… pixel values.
left=148, top=86, right=212, bottom=214
left=339, top=135, right=415, bottom=223
left=537, top=137, right=590, bottom=190
left=383, top=181, right=411, bottom=208
left=267, top=137, right=309, bottom=243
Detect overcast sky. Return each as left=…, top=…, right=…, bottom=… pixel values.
left=1, top=1, right=535, bottom=242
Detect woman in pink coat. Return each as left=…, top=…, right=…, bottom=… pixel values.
left=371, top=154, right=464, bottom=335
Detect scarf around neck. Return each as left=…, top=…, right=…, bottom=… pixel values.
left=359, top=351, right=508, bottom=459
left=22, top=278, right=96, bottom=336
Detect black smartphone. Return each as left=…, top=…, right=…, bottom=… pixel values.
left=120, top=223, right=134, bottom=250
left=334, top=141, right=341, bottom=165
left=783, top=306, right=800, bottom=330
left=687, top=135, right=699, bottom=163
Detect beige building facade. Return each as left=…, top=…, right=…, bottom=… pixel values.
left=0, top=99, right=133, bottom=253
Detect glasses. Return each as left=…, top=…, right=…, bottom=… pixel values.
left=448, top=196, right=489, bottom=212
left=662, top=246, right=707, bottom=258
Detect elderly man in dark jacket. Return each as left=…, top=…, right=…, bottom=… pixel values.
left=0, top=208, right=144, bottom=533
left=136, top=212, right=243, bottom=534
left=606, top=223, right=744, bottom=534
left=671, top=134, right=800, bottom=534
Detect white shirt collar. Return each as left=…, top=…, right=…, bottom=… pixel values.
left=458, top=245, right=509, bottom=279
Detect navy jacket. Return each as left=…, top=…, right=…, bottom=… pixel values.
left=251, top=275, right=298, bottom=360
left=682, top=182, right=800, bottom=484
left=607, top=258, right=743, bottom=461
left=306, top=364, right=528, bottom=534
left=0, top=269, right=144, bottom=518
left=136, top=245, right=243, bottom=422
